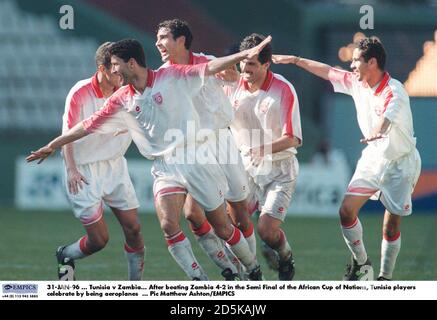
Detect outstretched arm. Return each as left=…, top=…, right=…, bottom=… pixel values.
left=272, top=54, right=331, bottom=81
left=26, top=122, right=89, bottom=164
left=206, top=36, right=272, bottom=76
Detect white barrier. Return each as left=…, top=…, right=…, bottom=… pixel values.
left=16, top=156, right=350, bottom=216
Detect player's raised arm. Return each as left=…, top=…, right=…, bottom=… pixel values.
left=206, top=36, right=272, bottom=76
left=272, top=54, right=331, bottom=81
left=26, top=122, right=89, bottom=164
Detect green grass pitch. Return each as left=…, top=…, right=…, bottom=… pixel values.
left=0, top=208, right=436, bottom=280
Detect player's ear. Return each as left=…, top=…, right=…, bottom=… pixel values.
left=176, top=35, right=186, bottom=48
left=97, top=64, right=106, bottom=73
left=263, top=61, right=271, bottom=70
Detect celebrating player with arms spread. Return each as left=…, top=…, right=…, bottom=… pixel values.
left=273, top=37, right=421, bottom=280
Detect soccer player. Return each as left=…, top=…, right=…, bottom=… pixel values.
left=27, top=37, right=271, bottom=280
left=155, top=19, right=256, bottom=280
left=273, top=37, right=421, bottom=280
left=57, top=42, right=145, bottom=280
left=226, top=34, right=303, bottom=280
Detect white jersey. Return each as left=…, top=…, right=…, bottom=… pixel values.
left=227, top=71, right=303, bottom=161
left=328, top=68, right=416, bottom=161
left=82, top=65, right=208, bottom=159
left=161, top=52, right=234, bottom=129
left=62, top=73, right=131, bottom=165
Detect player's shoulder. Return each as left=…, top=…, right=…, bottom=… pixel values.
left=383, top=76, right=408, bottom=100
left=271, top=72, right=297, bottom=95
left=67, top=77, right=93, bottom=100
left=192, top=52, right=215, bottom=63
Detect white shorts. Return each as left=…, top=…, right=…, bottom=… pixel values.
left=152, top=144, right=228, bottom=212
left=216, top=130, right=249, bottom=202
left=246, top=156, right=299, bottom=222
left=346, top=148, right=421, bottom=215
left=64, top=157, right=139, bottom=226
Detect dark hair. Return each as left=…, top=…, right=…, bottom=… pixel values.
left=95, top=42, right=113, bottom=69
left=239, top=33, right=272, bottom=65
left=358, top=37, right=386, bottom=70
left=109, top=39, right=146, bottom=68
left=157, top=19, right=193, bottom=50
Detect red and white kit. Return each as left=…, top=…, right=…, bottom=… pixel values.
left=62, top=73, right=139, bottom=225
left=227, top=71, right=302, bottom=220
left=82, top=64, right=228, bottom=211
left=328, top=68, right=421, bottom=215
left=161, top=52, right=248, bottom=202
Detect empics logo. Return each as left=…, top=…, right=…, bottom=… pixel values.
left=2, top=283, right=38, bottom=294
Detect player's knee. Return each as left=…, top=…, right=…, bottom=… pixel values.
left=124, top=221, right=141, bottom=237
left=257, top=222, right=273, bottom=242
left=339, top=203, right=357, bottom=223
left=160, top=218, right=179, bottom=236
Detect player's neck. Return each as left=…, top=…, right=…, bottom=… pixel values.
left=130, top=67, right=149, bottom=93
left=97, top=72, right=115, bottom=98
left=367, top=69, right=385, bottom=88
left=172, top=50, right=190, bottom=65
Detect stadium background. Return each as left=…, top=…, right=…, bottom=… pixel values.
left=0, top=0, right=436, bottom=280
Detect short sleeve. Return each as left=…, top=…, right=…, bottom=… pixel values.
left=328, top=68, right=355, bottom=96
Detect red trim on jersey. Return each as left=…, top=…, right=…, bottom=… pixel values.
left=124, top=243, right=144, bottom=253
left=260, top=71, right=274, bottom=91
left=166, top=231, right=186, bottom=246
left=91, top=73, right=104, bottom=98
left=155, top=186, right=187, bottom=199
left=67, top=92, right=81, bottom=129
left=242, top=222, right=254, bottom=238
left=384, top=231, right=401, bottom=242
left=346, top=187, right=378, bottom=195
left=382, top=88, right=394, bottom=114
left=282, top=81, right=295, bottom=137
left=341, top=217, right=358, bottom=229
left=226, top=226, right=242, bottom=245
left=374, top=72, right=391, bottom=96
left=191, top=220, right=212, bottom=236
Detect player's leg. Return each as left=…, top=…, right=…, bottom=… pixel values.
left=378, top=210, right=401, bottom=280
left=57, top=203, right=109, bottom=280
left=184, top=195, right=239, bottom=280
left=206, top=203, right=262, bottom=280
left=339, top=194, right=374, bottom=280
left=226, top=199, right=257, bottom=255
left=377, top=148, right=421, bottom=280
left=112, top=207, right=145, bottom=281
left=156, top=193, right=208, bottom=280
left=257, top=214, right=294, bottom=280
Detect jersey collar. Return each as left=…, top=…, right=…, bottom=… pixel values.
left=373, top=72, right=391, bottom=96
left=168, top=51, right=194, bottom=66
left=127, top=69, right=155, bottom=96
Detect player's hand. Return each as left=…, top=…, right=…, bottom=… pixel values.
left=113, top=128, right=129, bottom=136
left=26, top=146, right=55, bottom=164
left=249, top=146, right=265, bottom=167
left=216, top=66, right=239, bottom=82
left=67, top=169, right=89, bottom=194
left=360, top=133, right=385, bottom=144
left=272, top=55, right=296, bottom=64
left=246, top=36, right=272, bottom=60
